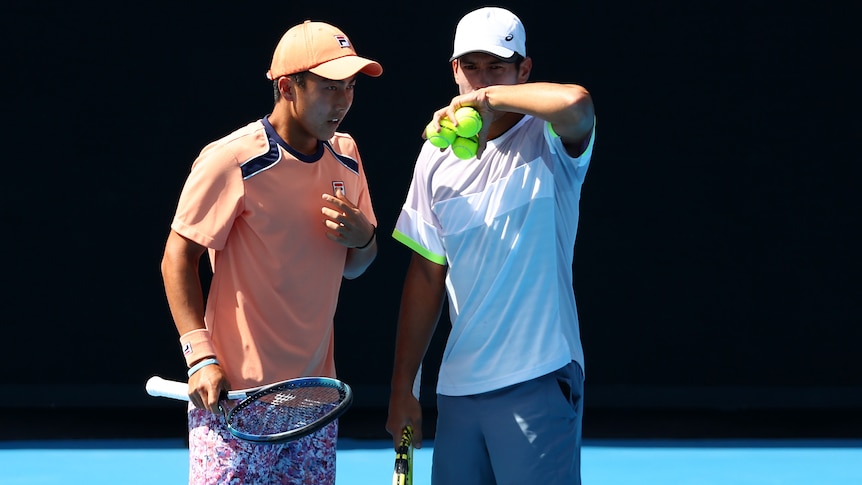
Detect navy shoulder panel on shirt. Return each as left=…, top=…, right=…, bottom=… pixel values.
left=242, top=117, right=360, bottom=178
left=240, top=134, right=281, bottom=179
left=323, top=141, right=359, bottom=175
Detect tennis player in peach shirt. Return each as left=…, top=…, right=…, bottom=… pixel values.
left=161, top=20, right=381, bottom=484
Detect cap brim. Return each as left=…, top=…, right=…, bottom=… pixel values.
left=309, top=56, right=383, bottom=80
left=450, top=46, right=516, bottom=62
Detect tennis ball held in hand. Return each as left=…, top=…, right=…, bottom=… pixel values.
left=454, top=107, right=482, bottom=138
left=425, top=119, right=458, bottom=148
left=451, top=135, right=479, bottom=160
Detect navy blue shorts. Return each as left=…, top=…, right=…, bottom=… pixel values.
left=432, top=361, right=584, bottom=485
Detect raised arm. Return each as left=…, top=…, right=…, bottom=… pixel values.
left=482, top=82, right=593, bottom=148
left=435, top=82, right=594, bottom=158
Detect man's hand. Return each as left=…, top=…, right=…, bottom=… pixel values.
left=188, top=363, right=230, bottom=415
left=321, top=188, right=375, bottom=248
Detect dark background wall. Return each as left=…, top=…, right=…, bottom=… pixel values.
left=2, top=0, right=859, bottom=431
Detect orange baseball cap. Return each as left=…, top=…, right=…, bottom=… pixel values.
left=266, top=20, right=382, bottom=81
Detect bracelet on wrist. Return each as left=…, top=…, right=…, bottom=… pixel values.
left=187, top=358, right=219, bottom=378
left=355, top=225, right=376, bottom=249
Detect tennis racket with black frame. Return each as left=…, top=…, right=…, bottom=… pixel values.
left=392, top=425, right=414, bottom=485
left=145, top=375, right=353, bottom=444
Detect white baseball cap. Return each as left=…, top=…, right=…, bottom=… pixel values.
left=450, top=7, right=527, bottom=61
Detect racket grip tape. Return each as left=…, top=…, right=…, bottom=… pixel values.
left=399, top=425, right=413, bottom=447
left=395, top=425, right=413, bottom=485
left=145, top=376, right=191, bottom=401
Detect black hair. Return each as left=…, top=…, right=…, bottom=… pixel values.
left=271, top=72, right=307, bottom=104
left=509, top=53, right=525, bottom=69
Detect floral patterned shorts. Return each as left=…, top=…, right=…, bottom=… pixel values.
left=187, top=406, right=337, bottom=484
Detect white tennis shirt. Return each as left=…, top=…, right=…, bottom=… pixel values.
left=394, top=114, right=595, bottom=396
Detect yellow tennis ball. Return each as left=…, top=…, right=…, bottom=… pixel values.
left=454, top=107, right=482, bottom=138
left=425, top=119, right=458, bottom=148
left=451, top=135, right=478, bottom=160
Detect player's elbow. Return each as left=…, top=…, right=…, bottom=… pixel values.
left=553, top=88, right=594, bottom=144
left=342, top=266, right=367, bottom=280
left=565, top=87, right=594, bottom=126
left=343, top=249, right=377, bottom=280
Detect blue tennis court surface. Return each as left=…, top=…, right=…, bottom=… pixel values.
left=1, top=438, right=860, bottom=484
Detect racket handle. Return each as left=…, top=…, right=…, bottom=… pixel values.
left=146, top=375, right=191, bottom=401
left=400, top=425, right=413, bottom=446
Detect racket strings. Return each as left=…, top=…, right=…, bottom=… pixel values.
left=229, top=386, right=345, bottom=437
